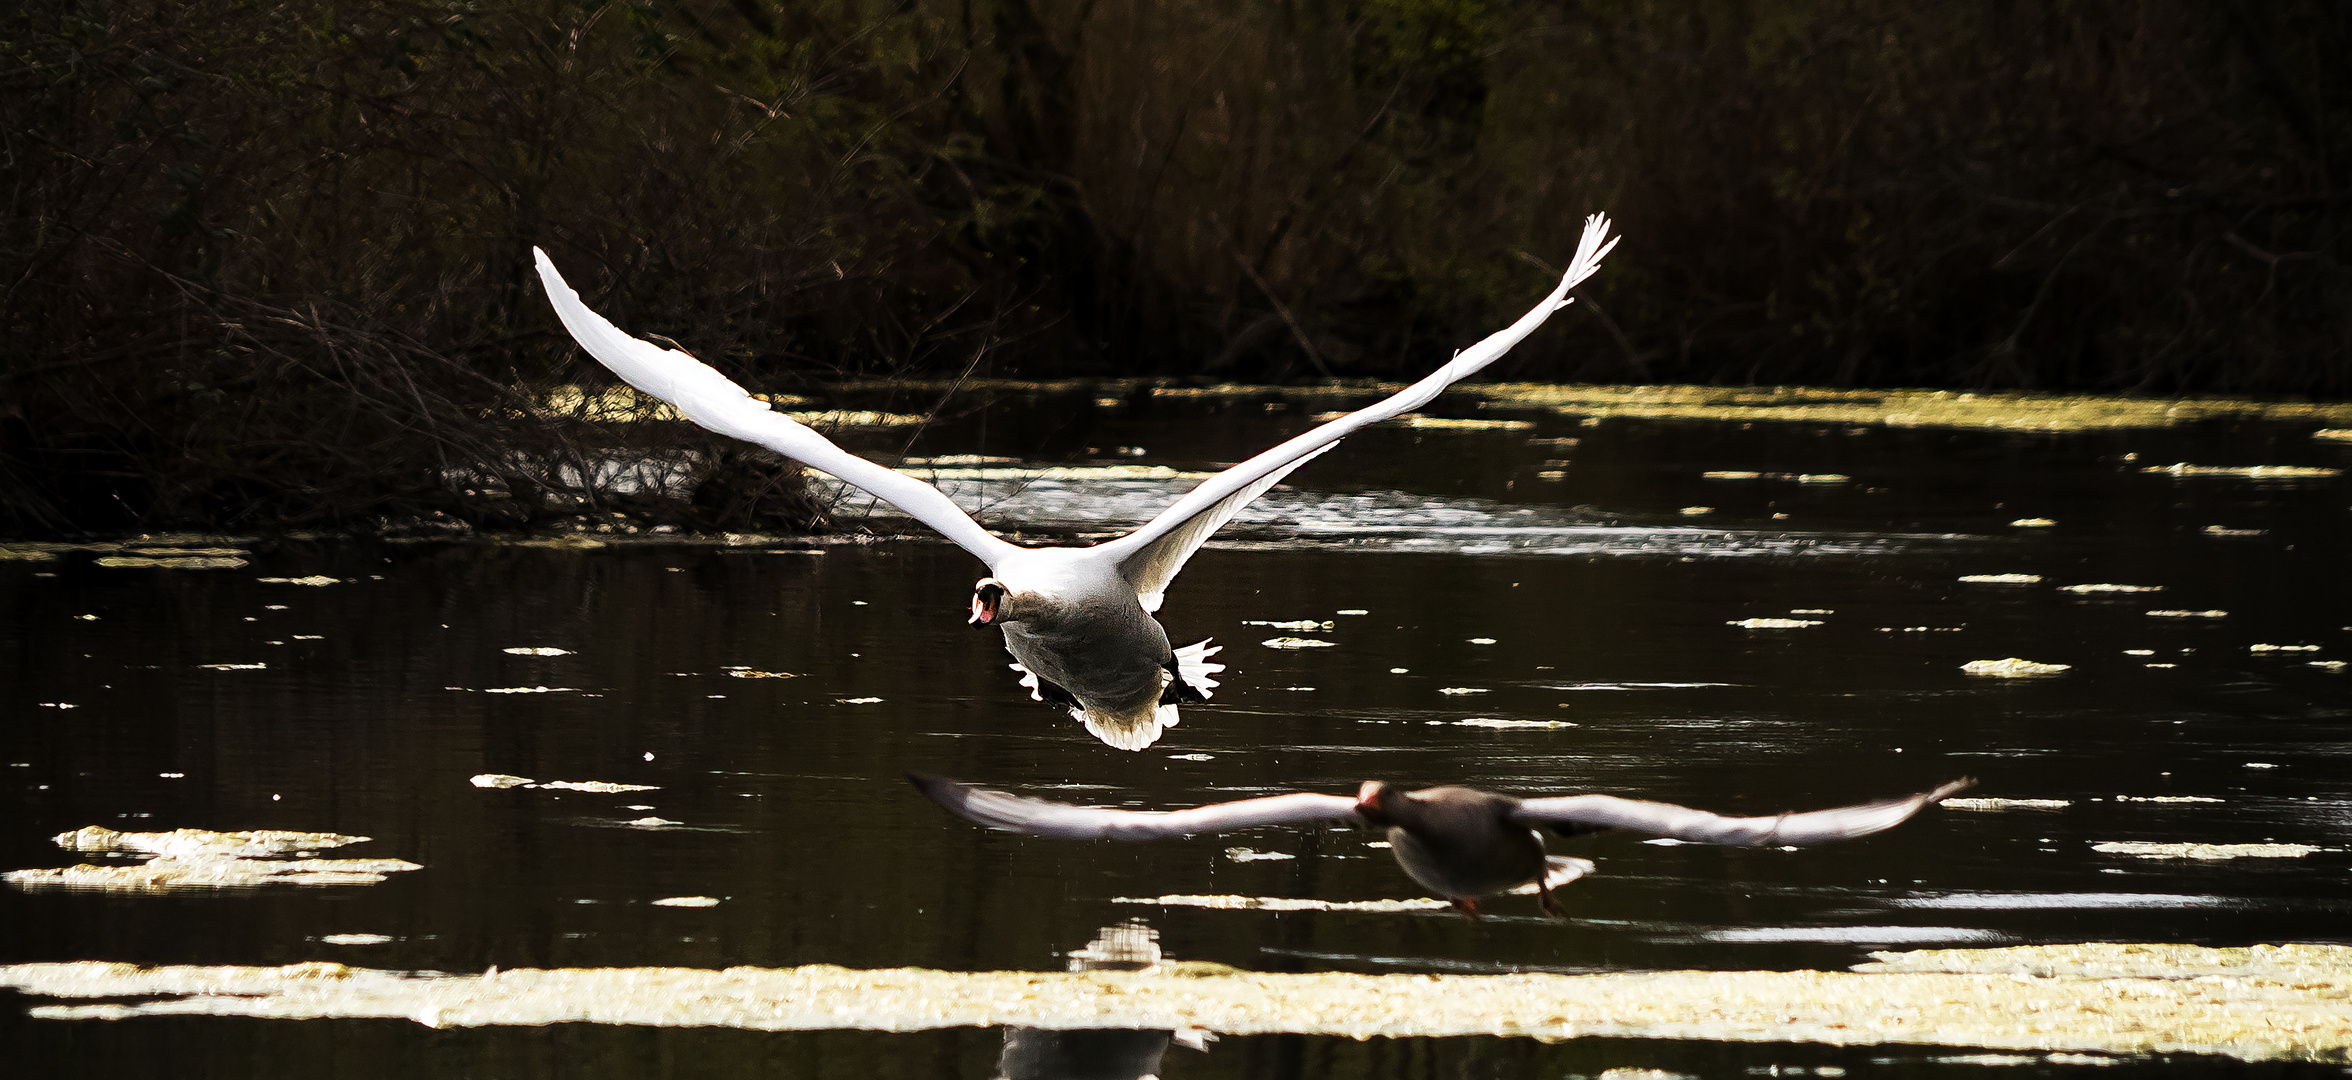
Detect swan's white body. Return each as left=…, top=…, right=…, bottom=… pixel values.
left=534, top=214, right=1616, bottom=750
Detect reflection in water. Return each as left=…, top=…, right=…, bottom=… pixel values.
left=995, top=922, right=1210, bottom=1080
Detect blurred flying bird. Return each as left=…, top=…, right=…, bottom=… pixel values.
left=911, top=773, right=1972, bottom=917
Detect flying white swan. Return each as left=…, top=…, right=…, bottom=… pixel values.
left=533, top=214, right=1615, bottom=751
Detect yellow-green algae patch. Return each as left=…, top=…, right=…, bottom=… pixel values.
left=93, top=555, right=248, bottom=570
left=1854, top=941, right=2348, bottom=981
left=3, top=536, right=258, bottom=561
left=826, top=379, right=2352, bottom=433
left=785, top=409, right=927, bottom=429
left=540, top=385, right=921, bottom=428
left=541, top=384, right=689, bottom=422
left=1942, top=798, right=2071, bottom=812
left=1111, top=893, right=1449, bottom=912
left=1462, top=384, right=2352, bottom=433
left=2089, top=841, right=2321, bottom=860
left=3, top=943, right=2347, bottom=1060
left=5, top=827, right=419, bottom=893
left=2140, top=463, right=2341, bottom=479
left=52, top=826, right=371, bottom=858
left=1963, top=658, right=2071, bottom=677
left=1309, top=411, right=1534, bottom=430
left=7, top=858, right=421, bottom=891
left=896, top=464, right=1218, bottom=482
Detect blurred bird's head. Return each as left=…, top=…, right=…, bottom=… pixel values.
left=1354, top=780, right=1399, bottom=826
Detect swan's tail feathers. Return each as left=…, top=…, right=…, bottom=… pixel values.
left=1175, top=640, right=1225, bottom=699
left=1079, top=702, right=1178, bottom=752
left=1510, top=856, right=1599, bottom=895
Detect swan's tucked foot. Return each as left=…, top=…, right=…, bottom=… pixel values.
left=1543, top=855, right=1596, bottom=891
left=1508, top=855, right=1597, bottom=900
left=1007, top=661, right=1080, bottom=708
left=1171, top=639, right=1223, bottom=699
left=1160, top=656, right=1211, bottom=705
left=1537, top=881, right=1568, bottom=919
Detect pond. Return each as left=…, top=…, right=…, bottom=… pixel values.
left=3, top=385, right=2349, bottom=1077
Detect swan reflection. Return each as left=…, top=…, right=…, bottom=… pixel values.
left=995, top=921, right=1211, bottom=1080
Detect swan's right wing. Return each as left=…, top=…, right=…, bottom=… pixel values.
left=1509, top=779, right=1973, bottom=847
left=535, top=249, right=1021, bottom=568
left=1097, top=214, right=1617, bottom=607
left=1114, top=444, right=1334, bottom=614
left=910, top=774, right=1360, bottom=840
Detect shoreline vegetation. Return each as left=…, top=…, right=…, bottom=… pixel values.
left=5, top=1, right=2348, bottom=535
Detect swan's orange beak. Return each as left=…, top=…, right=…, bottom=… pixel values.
left=969, top=580, right=1004, bottom=626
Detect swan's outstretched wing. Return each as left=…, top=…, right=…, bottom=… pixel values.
left=1098, top=214, right=1618, bottom=611
left=535, top=249, right=1022, bottom=568
left=1509, top=778, right=1973, bottom=847
left=1113, top=444, right=1334, bottom=613
left=910, top=774, right=1359, bottom=840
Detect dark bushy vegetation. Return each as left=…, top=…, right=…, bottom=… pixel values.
left=3, top=0, right=2347, bottom=532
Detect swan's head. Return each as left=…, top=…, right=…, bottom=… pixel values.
left=969, top=578, right=1010, bottom=626
left=1354, top=780, right=1398, bottom=826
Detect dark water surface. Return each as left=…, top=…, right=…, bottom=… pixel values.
left=5, top=397, right=2350, bottom=1077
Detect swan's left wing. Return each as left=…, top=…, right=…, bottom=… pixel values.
left=1509, top=778, right=1973, bottom=847
left=535, top=249, right=1023, bottom=569
left=1098, top=214, right=1617, bottom=611
left=910, top=774, right=1360, bottom=840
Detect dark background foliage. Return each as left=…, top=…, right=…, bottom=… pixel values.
left=3, top=0, right=2348, bottom=532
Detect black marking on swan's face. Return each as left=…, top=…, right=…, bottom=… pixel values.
left=970, top=579, right=1007, bottom=626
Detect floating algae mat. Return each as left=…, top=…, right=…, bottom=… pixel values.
left=92, top=555, right=248, bottom=570
left=793, top=378, right=2352, bottom=433
left=3, top=536, right=260, bottom=564
left=2, top=943, right=2347, bottom=1061
left=1461, top=384, right=2352, bottom=432
left=4, top=827, right=420, bottom=892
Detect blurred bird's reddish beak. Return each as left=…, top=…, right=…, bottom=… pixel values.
left=1354, top=780, right=1388, bottom=823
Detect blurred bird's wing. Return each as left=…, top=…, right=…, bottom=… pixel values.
left=910, top=774, right=1360, bottom=840
left=1509, top=779, right=1974, bottom=846
left=535, top=249, right=1023, bottom=569
left=1095, top=214, right=1618, bottom=613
